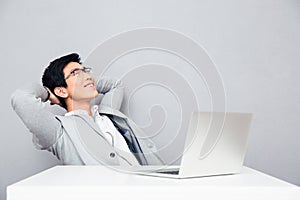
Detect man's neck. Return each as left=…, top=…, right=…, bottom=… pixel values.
left=67, top=100, right=92, bottom=116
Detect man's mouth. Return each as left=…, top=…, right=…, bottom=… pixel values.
left=84, top=82, right=95, bottom=87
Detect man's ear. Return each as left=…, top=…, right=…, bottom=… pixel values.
left=54, top=87, right=68, bottom=98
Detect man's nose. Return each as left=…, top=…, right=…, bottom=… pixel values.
left=83, top=72, right=94, bottom=80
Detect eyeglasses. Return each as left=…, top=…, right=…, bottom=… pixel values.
left=64, top=67, right=92, bottom=80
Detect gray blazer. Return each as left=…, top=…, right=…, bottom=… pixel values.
left=11, top=77, right=164, bottom=166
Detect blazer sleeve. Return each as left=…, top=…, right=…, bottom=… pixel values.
left=10, top=83, right=63, bottom=150
left=96, top=77, right=124, bottom=111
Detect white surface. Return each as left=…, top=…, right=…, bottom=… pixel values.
left=7, top=166, right=300, bottom=200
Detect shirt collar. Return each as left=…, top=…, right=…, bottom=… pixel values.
left=91, top=105, right=99, bottom=118
left=64, top=109, right=91, bottom=117
left=64, top=105, right=100, bottom=122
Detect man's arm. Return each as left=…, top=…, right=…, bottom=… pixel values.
left=11, top=83, right=63, bottom=150
left=96, top=77, right=124, bottom=111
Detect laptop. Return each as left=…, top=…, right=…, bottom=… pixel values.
left=129, top=112, right=253, bottom=179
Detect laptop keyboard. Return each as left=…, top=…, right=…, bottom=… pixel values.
left=156, top=170, right=179, bottom=175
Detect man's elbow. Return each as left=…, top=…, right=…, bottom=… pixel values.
left=10, top=89, right=22, bottom=110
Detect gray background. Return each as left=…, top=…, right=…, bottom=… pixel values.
left=1, top=0, right=300, bottom=200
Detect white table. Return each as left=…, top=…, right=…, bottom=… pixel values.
left=7, top=166, right=300, bottom=200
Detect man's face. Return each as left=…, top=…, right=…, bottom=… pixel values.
left=62, top=62, right=99, bottom=102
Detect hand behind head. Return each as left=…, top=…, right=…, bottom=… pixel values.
left=45, top=87, right=62, bottom=106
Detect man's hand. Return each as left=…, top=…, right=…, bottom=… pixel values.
left=45, top=87, right=62, bottom=106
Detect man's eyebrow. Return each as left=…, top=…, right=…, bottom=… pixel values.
left=69, top=67, right=81, bottom=72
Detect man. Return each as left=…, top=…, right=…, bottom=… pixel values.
left=11, top=53, right=164, bottom=166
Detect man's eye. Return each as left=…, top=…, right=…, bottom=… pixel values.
left=71, top=69, right=80, bottom=75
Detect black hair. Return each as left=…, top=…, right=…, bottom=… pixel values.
left=42, top=53, right=81, bottom=109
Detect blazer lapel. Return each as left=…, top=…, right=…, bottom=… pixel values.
left=105, top=115, right=149, bottom=165
left=98, top=105, right=127, bottom=119
left=73, top=113, right=105, bottom=138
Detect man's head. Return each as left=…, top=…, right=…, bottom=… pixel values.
left=42, top=53, right=98, bottom=110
